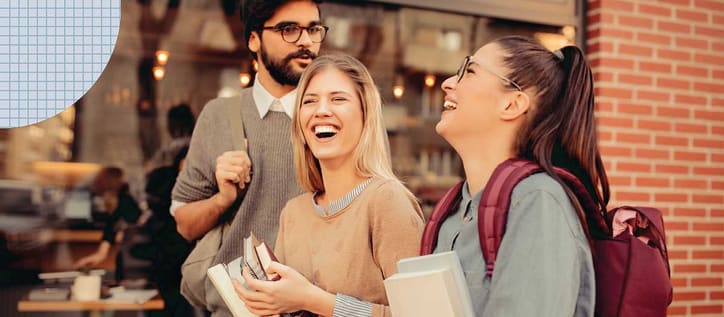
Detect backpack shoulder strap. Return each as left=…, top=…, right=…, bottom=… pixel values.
left=218, top=97, right=248, bottom=224
left=420, top=181, right=464, bottom=255
left=552, top=167, right=608, bottom=236
left=226, top=96, right=246, bottom=152
left=478, top=158, right=607, bottom=278
left=478, top=158, right=542, bottom=276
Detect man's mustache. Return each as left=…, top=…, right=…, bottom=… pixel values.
left=285, top=49, right=317, bottom=61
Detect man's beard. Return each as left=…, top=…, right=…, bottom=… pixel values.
left=260, top=47, right=317, bottom=86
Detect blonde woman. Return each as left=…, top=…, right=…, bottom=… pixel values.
left=233, top=54, right=424, bottom=317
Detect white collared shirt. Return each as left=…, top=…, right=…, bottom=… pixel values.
left=252, top=75, right=296, bottom=119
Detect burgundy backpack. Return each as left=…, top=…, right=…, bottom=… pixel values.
left=420, top=158, right=673, bottom=317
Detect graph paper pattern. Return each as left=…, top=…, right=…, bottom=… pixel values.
left=0, top=0, right=120, bottom=128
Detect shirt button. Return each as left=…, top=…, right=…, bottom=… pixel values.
left=463, top=216, right=473, bottom=223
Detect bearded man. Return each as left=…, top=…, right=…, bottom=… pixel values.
left=171, top=1, right=327, bottom=316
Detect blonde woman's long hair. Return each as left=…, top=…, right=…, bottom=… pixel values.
left=292, top=54, right=403, bottom=194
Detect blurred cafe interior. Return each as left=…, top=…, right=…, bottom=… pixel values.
left=0, top=0, right=580, bottom=315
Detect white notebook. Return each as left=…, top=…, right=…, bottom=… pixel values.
left=207, top=257, right=256, bottom=317
left=384, top=251, right=475, bottom=317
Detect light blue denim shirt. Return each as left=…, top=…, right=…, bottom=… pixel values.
left=433, top=173, right=595, bottom=317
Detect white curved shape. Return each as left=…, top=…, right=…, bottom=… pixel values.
left=0, top=0, right=121, bottom=128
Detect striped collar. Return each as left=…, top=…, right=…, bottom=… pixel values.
left=312, top=178, right=374, bottom=216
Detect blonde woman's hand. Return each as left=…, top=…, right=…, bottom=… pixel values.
left=232, top=262, right=334, bottom=316
left=214, top=150, right=251, bottom=207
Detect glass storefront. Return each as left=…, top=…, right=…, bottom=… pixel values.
left=1, top=0, right=579, bottom=212
left=0, top=3, right=581, bottom=304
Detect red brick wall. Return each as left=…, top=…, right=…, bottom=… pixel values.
left=587, top=0, right=724, bottom=315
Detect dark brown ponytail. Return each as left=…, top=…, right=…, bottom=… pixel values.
left=494, top=36, right=610, bottom=238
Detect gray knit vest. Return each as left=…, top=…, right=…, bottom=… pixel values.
left=201, top=89, right=303, bottom=316
left=215, top=89, right=302, bottom=264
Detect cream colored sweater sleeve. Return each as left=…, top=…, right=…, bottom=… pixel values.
left=368, top=181, right=425, bottom=317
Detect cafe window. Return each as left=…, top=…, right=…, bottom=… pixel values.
left=318, top=1, right=579, bottom=210
left=1, top=0, right=581, bottom=211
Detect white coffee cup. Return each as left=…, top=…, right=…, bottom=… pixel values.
left=72, top=275, right=101, bottom=301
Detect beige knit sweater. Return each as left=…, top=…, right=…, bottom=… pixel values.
left=274, top=178, right=425, bottom=317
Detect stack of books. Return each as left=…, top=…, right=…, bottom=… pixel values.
left=206, top=232, right=279, bottom=317
left=384, top=251, right=475, bottom=317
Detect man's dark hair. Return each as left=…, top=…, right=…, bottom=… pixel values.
left=241, top=0, right=322, bottom=60
left=167, top=103, right=195, bottom=138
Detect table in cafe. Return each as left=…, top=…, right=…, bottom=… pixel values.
left=17, top=293, right=164, bottom=310
left=7, top=227, right=147, bottom=316
left=2, top=227, right=122, bottom=272
left=17, top=291, right=164, bottom=317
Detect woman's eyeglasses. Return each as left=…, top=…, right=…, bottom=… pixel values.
left=456, top=56, right=522, bottom=92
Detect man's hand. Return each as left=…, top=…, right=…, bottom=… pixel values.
left=175, top=147, right=251, bottom=241
left=214, top=150, right=252, bottom=207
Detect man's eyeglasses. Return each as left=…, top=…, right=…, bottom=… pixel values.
left=456, top=56, right=522, bottom=91
left=262, top=23, right=329, bottom=44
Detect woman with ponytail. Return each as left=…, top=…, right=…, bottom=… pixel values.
left=430, top=35, right=608, bottom=316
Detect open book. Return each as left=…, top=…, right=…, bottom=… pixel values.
left=206, top=232, right=282, bottom=317
left=383, top=251, right=475, bottom=317
left=207, top=256, right=256, bottom=317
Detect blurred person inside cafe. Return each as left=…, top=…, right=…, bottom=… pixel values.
left=0, top=0, right=578, bottom=316
left=72, top=166, right=141, bottom=276
left=144, top=103, right=195, bottom=173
